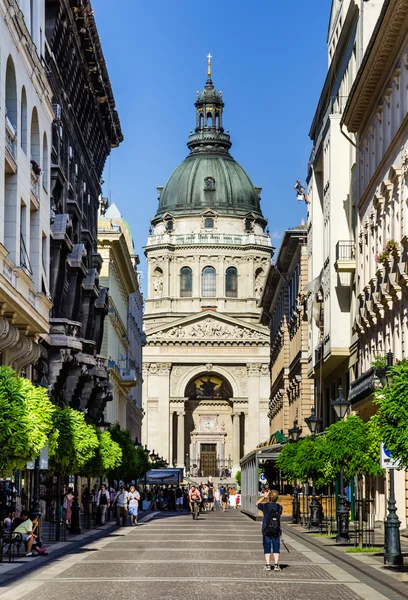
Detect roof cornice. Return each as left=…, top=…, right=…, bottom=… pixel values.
left=342, top=0, right=408, bottom=133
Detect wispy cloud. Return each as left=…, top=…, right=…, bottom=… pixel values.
left=269, top=230, right=283, bottom=241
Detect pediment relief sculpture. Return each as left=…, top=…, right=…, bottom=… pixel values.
left=149, top=317, right=268, bottom=342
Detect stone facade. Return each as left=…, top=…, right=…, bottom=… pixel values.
left=0, top=0, right=54, bottom=376
left=98, top=202, right=143, bottom=440
left=143, top=66, right=272, bottom=475
left=44, top=0, right=123, bottom=422
left=306, top=0, right=384, bottom=428
left=342, top=0, right=408, bottom=527
left=260, top=225, right=314, bottom=437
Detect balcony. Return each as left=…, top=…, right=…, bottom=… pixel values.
left=348, top=367, right=376, bottom=406
left=147, top=232, right=272, bottom=248
left=335, top=241, right=356, bottom=273
left=5, top=118, right=17, bottom=173
left=30, top=171, right=40, bottom=206
left=107, top=359, right=137, bottom=387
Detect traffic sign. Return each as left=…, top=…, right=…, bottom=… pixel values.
left=259, top=472, right=267, bottom=483
left=381, top=443, right=401, bottom=469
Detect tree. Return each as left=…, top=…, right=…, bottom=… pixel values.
left=322, top=415, right=382, bottom=481
left=0, top=366, right=55, bottom=474
left=107, top=423, right=150, bottom=483
left=235, top=470, right=241, bottom=487
left=50, top=407, right=99, bottom=474
left=277, top=436, right=327, bottom=485
left=374, top=359, right=408, bottom=467
left=81, top=429, right=123, bottom=477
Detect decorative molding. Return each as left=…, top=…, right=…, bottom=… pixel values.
left=149, top=317, right=269, bottom=344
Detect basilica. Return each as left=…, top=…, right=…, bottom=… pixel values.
left=142, top=59, right=272, bottom=476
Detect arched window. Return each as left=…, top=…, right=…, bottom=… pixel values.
left=202, top=266, right=216, bottom=297
left=5, top=57, right=17, bottom=130
left=180, top=267, right=192, bottom=297
left=30, top=107, right=40, bottom=166
left=225, top=267, right=238, bottom=298
left=42, top=132, right=49, bottom=191
left=21, top=87, right=28, bottom=153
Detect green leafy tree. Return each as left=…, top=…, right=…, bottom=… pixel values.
left=81, top=429, right=123, bottom=477
left=277, top=436, right=327, bottom=485
left=0, top=366, right=55, bottom=474
left=107, top=423, right=150, bottom=483
left=322, top=415, right=382, bottom=481
left=235, top=470, right=241, bottom=487
left=50, top=407, right=99, bottom=474
left=374, top=359, right=408, bottom=467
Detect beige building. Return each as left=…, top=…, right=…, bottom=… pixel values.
left=98, top=202, right=143, bottom=440
left=306, top=0, right=384, bottom=427
left=342, top=0, right=408, bottom=527
left=143, top=64, right=272, bottom=475
left=260, top=225, right=314, bottom=437
left=0, top=0, right=54, bottom=374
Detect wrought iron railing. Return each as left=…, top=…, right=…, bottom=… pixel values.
left=147, top=232, right=271, bottom=247
left=30, top=171, right=40, bottom=199
left=5, top=119, right=16, bottom=159
left=336, top=240, right=356, bottom=261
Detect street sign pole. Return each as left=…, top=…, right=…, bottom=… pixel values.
left=381, top=444, right=403, bottom=565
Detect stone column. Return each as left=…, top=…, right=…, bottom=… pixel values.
left=246, top=363, right=261, bottom=451
left=232, top=412, right=241, bottom=473
left=177, top=411, right=185, bottom=468
left=157, top=363, right=171, bottom=461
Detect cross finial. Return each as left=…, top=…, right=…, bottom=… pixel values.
left=207, top=53, right=212, bottom=77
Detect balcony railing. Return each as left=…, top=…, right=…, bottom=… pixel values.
left=30, top=171, right=40, bottom=200
left=336, top=241, right=355, bottom=261
left=147, top=232, right=272, bottom=248
left=5, top=119, right=17, bottom=160
left=348, top=367, right=376, bottom=406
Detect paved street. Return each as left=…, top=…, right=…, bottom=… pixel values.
left=0, top=510, right=404, bottom=600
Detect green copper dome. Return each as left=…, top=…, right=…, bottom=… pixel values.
left=153, top=72, right=265, bottom=223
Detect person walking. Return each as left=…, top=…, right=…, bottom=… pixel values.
left=175, top=485, right=183, bottom=511
left=113, top=485, right=128, bottom=526
left=97, top=484, right=110, bottom=525
left=229, top=488, right=236, bottom=509
left=256, top=489, right=283, bottom=572
left=128, top=485, right=140, bottom=526
left=214, top=487, right=221, bottom=511
left=221, top=489, right=228, bottom=512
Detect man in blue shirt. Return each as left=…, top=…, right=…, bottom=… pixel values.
left=256, top=489, right=283, bottom=571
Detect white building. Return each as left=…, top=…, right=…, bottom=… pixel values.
left=143, top=62, right=272, bottom=476
left=98, top=202, right=143, bottom=440
left=306, top=0, right=384, bottom=427
left=0, top=0, right=53, bottom=374
left=343, top=0, right=408, bottom=527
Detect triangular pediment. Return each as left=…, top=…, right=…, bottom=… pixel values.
left=146, top=311, right=270, bottom=345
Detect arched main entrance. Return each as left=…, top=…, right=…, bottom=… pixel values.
left=184, top=374, right=234, bottom=477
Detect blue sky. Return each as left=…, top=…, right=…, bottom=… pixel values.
left=92, top=0, right=330, bottom=291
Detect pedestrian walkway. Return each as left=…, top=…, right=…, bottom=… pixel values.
left=0, top=510, right=405, bottom=600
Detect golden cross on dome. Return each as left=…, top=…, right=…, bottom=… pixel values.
left=207, top=53, right=212, bottom=77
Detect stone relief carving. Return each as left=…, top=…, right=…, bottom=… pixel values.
left=260, top=364, right=270, bottom=376
left=149, top=318, right=268, bottom=342
left=254, top=272, right=264, bottom=299
left=247, top=363, right=261, bottom=376
left=153, top=276, right=163, bottom=296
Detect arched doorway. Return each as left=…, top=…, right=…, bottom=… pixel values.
left=184, top=373, right=233, bottom=478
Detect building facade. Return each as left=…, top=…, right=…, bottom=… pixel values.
left=260, top=225, right=314, bottom=437
left=98, top=201, right=143, bottom=441
left=0, top=0, right=54, bottom=376
left=343, top=0, right=408, bottom=527
left=143, top=62, right=272, bottom=475
left=306, top=0, right=384, bottom=428
left=44, top=0, right=123, bottom=422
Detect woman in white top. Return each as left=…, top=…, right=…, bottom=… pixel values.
left=128, top=486, right=140, bottom=526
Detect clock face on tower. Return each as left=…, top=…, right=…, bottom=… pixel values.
left=205, top=420, right=213, bottom=431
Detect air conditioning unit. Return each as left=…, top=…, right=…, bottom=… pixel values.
left=52, top=103, right=62, bottom=120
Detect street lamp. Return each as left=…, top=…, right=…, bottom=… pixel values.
left=377, top=351, right=403, bottom=566
left=305, top=406, right=322, bottom=530
left=331, top=386, right=350, bottom=543
left=288, top=419, right=302, bottom=524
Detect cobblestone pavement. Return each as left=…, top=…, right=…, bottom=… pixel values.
left=0, top=510, right=404, bottom=600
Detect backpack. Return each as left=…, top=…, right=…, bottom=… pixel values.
left=264, top=504, right=281, bottom=538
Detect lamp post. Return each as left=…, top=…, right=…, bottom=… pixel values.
left=305, top=406, right=322, bottom=530
left=288, top=419, right=302, bottom=524
left=377, top=352, right=403, bottom=566
left=331, top=386, right=350, bottom=543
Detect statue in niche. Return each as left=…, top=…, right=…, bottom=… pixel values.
left=254, top=272, right=264, bottom=299
left=153, top=274, right=163, bottom=296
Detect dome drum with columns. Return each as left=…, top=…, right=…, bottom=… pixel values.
left=143, top=57, right=272, bottom=476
